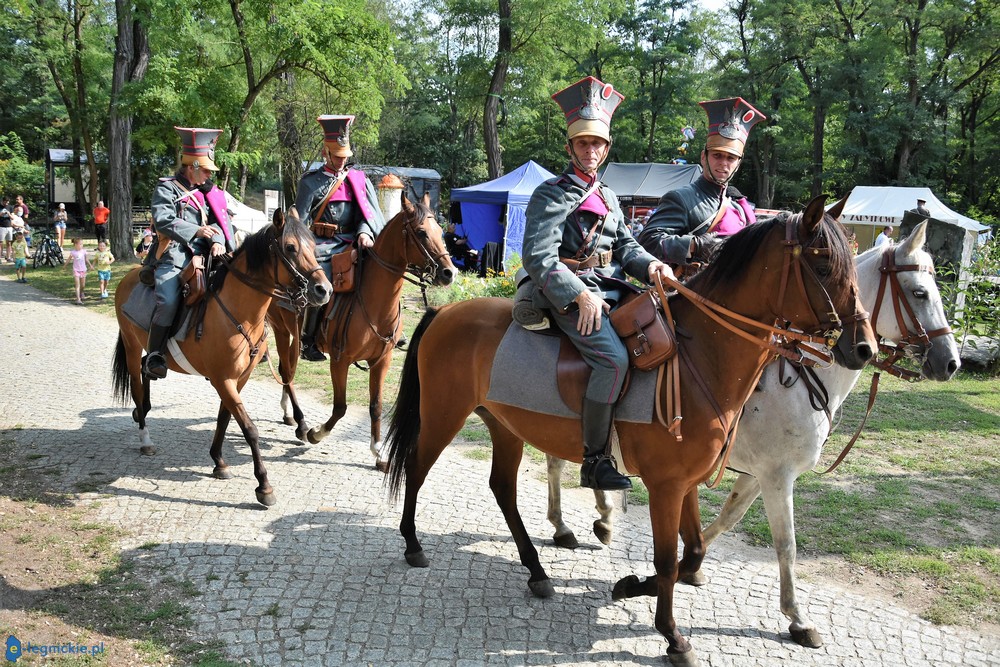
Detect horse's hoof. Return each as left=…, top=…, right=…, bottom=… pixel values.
left=256, top=490, right=277, bottom=507
left=374, top=460, right=389, bottom=474
left=405, top=550, right=429, bottom=568
left=528, top=578, right=555, bottom=598
left=295, top=426, right=310, bottom=443
left=306, top=428, right=322, bottom=445
left=213, top=466, right=233, bottom=480
left=790, top=626, right=823, bottom=648
left=282, top=416, right=295, bottom=426
left=553, top=532, right=579, bottom=550
left=593, top=521, right=612, bottom=545
left=131, top=408, right=141, bottom=423
left=679, top=570, right=708, bottom=587
left=139, top=445, right=156, bottom=456
left=612, top=574, right=640, bottom=601
left=667, top=648, right=700, bottom=666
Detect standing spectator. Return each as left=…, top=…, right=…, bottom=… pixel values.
left=848, top=231, right=859, bottom=255
left=94, top=240, right=115, bottom=298
left=65, top=237, right=95, bottom=305
left=135, top=228, right=154, bottom=259
left=915, top=198, right=931, bottom=217
left=874, top=225, right=893, bottom=248
left=53, top=203, right=69, bottom=248
left=15, top=195, right=29, bottom=221
left=0, top=197, right=12, bottom=262
left=93, top=200, right=110, bottom=244
left=12, top=231, right=30, bottom=283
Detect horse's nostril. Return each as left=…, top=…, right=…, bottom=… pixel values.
left=857, top=343, right=874, bottom=361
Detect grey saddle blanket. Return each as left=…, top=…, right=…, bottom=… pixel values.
left=485, top=323, right=656, bottom=423
left=122, top=283, right=194, bottom=342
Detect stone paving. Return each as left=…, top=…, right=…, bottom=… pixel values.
left=1, top=275, right=998, bottom=667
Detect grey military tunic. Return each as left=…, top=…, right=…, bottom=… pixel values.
left=294, top=167, right=385, bottom=271
left=148, top=176, right=230, bottom=327
left=522, top=167, right=657, bottom=404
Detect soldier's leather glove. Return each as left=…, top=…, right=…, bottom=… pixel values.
left=690, top=233, right=722, bottom=264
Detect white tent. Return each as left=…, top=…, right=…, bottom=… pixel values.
left=837, top=186, right=988, bottom=234
left=225, top=191, right=269, bottom=235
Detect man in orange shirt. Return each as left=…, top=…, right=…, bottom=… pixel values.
left=93, top=200, right=110, bottom=244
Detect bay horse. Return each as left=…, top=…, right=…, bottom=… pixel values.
left=384, top=196, right=878, bottom=665
left=544, top=219, right=960, bottom=648
left=112, top=211, right=331, bottom=507
left=266, top=193, right=455, bottom=467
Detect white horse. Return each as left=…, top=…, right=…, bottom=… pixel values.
left=545, top=220, right=960, bottom=647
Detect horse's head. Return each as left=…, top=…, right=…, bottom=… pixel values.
left=695, top=195, right=877, bottom=370
left=246, top=208, right=332, bottom=307
left=374, top=192, right=456, bottom=287
left=858, top=220, right=960, bottom=381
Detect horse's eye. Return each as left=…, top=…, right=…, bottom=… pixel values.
left=912, top=289, right=928, bottom=299
left=284, top=242, right=297, bottom=254
left=813, top=263, right=831, bottom=278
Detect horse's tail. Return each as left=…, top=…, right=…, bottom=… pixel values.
left=111, top=333, right=131, bottom=407
left=385, top=307, right=440, bottom=502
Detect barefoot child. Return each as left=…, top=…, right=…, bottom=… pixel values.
left=66, top=237, right=95, bottom=304
left=95, top=240, right=115, bottom=298
left=12, top=231, right=30, bottom=283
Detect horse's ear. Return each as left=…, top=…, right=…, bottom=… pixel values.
left=421, top=192, right=431, bottom=208
left=826, top=195, right=849, bottom=221
left=900, top=220, right=928, bottom=254
left=802, top=195, right=829, bottom=234
left=401, top=191, right=415, bottom=213
left=273, top=207, right=287, bottom=230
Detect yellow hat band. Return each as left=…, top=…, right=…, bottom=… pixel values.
left=324, top=141, right=353, bottom=158
left=705, top=135, right=745, bottom=157
left=181, top=153, right=220, bottom=171
left=567, top=118, right=611, bottom=142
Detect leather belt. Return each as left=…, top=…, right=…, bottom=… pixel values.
left=561, top=250, right=612, bottom=272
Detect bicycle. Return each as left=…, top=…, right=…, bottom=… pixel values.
left=32, top=232, right=65, bottom=268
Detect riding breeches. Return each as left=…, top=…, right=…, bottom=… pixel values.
left=550, top=305, right=629, bottom=405
left=151, top=261, right=184, bottom=327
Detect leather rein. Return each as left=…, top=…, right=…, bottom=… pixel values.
left=657, top=216, right=867, bottom=487
left=211, top=236, right=324, bottom=364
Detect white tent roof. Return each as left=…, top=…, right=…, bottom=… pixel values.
left=838, top=186, right=987, bottom=233
left=224, top=191, right=269, bottom=235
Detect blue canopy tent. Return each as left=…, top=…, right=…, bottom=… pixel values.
left=450, top=160, right=556, bottom=271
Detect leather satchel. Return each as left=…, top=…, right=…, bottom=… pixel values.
left=180, top=255, right=206, bottom=306
left=611, top=280, right=677, bottom=371
left=330, top=248, right=358, bottom=293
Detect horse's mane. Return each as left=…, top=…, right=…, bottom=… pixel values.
left=689, top=210, right=853, bottom=295
left=234, top=212, right=312, bottom=273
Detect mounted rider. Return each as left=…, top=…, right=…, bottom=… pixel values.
left=637, top=97, right=766, bottom=268
left=143, top=126, right=236, bottom=380
left=295, top=114, right=386, bottom=361
left=521, top=76, right=676, bottom=491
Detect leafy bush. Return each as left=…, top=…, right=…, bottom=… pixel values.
left=0, top=132, right=45, bottom=209
left=428, top=255, right=520, bottom=305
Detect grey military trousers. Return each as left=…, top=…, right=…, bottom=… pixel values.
left=550, top=303, right=629, bottom=405
left=152, top=260, right=184, bottom=327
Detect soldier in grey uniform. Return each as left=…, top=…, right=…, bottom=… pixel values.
left=144, top=126, right=236, bottom=379
left=294, top=114, right=385, bottom=361
left=638, top=97, right=766, bottom=268
left=522, top=77, right=676, bottom=491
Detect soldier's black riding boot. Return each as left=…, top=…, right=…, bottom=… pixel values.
left=300, top=307, right=327, bottom=362
left=580, top=398, right=632, bottom=491
left=143, top=324, right=171, bottom=380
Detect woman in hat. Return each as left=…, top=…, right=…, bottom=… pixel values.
left=521, top=77, right=675, bottom=491
left=53, top=203, right=68, bottom=247
left=294, top=115, right=386, bottom=361
left=143, top=126, right=236, bottom=380
left=638, top=97, right=766, bottom=268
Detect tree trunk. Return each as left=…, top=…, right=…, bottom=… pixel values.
left=483, top=0, right=511, bottom=180
left=108, top=0, right=149, bottom=260
left=810, top=103, right=826, bottom=198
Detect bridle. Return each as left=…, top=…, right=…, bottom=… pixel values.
left=868, top=245, right=952, bottom=380
left=365, top=205, right=450, bottom=302
left=667, top=215, right=864, bottom=367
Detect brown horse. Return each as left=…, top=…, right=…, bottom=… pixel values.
left=385, top=196, right=877, bottom=665
left=112, top=211, right=332, bottom=507
left=267, top=193, right=456, bottom=467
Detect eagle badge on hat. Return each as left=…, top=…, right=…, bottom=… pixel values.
left=174, top=127, right=222, bottom=172
left=552, top=77, right=624, bottom=142
left=318, top=115, right=355, bottom=158
left=698, top=97, right=766, bottom=158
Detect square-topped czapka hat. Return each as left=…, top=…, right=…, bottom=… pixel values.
left=318, top=115, right=355, bottom=158
left=552, top=77, right=624, bottom=142
left=699, top=97, right=766, bottom=158
left=175, top=127, right=222, bottom=171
